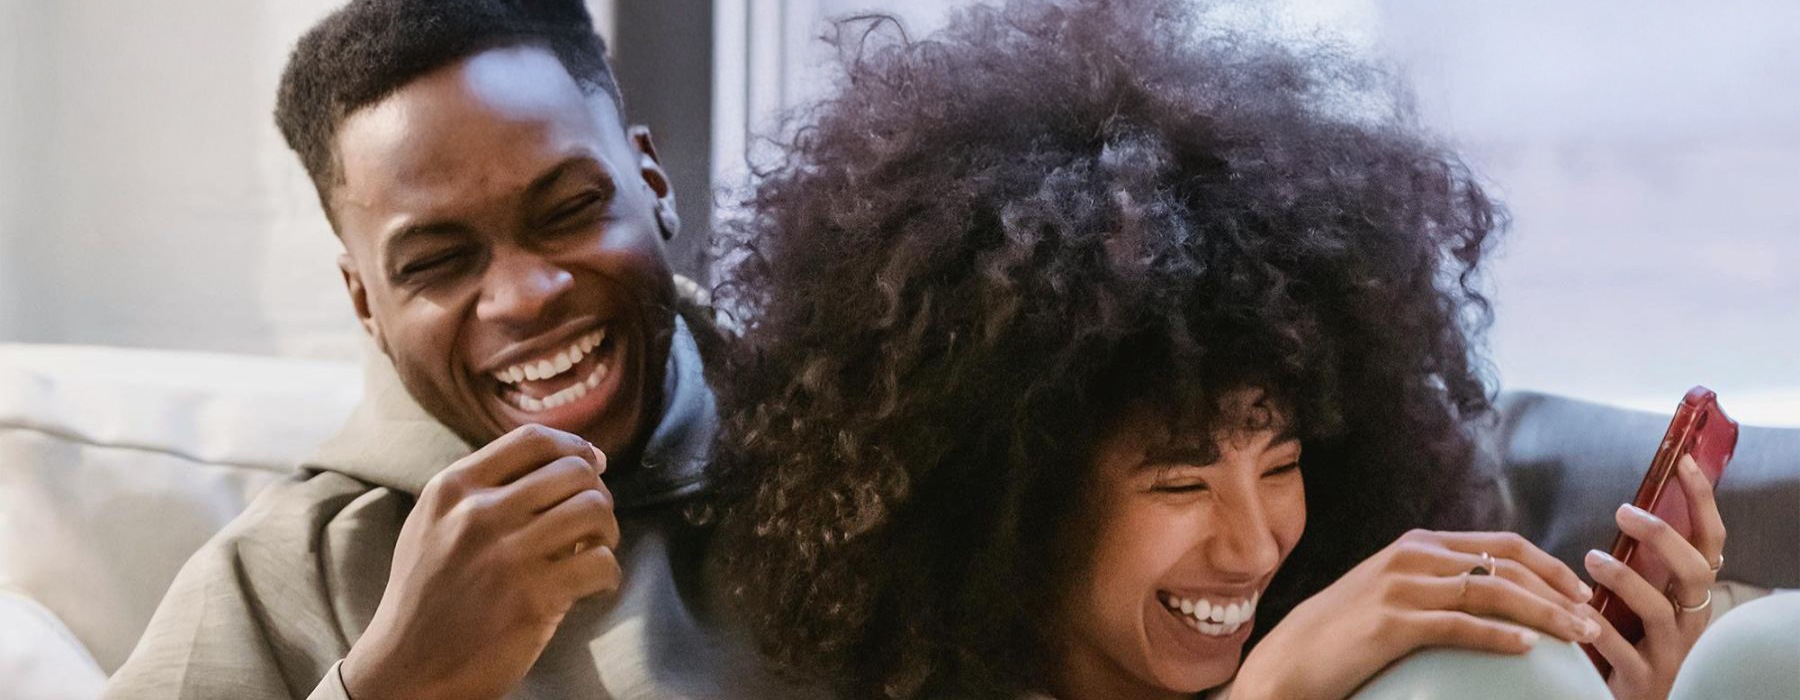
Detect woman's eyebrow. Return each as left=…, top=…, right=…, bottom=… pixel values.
left=1136, top=428, right=1301, bottom=469
left=1138, top=445, right=1219, bottom=468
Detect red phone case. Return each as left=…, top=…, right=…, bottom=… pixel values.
left=1582, top=386, right=1736, bottom=677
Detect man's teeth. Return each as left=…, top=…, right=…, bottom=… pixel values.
left=1161, top=590, right=1260, bottom=637
left=513, top=366, right=605, bottom=412
left=493, top=329, right=606, bottom=385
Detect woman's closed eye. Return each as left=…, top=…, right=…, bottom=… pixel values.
left=1262, top=461, right=1301, bottom=478
left=1151, top=478, right=1211, bottom=494
left=1149, top=461, right=1300, bottom=494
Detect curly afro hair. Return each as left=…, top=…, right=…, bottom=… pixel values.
left=274, top=0, right=620, bottom=223
left=710, top=0, right=1508, bottom=697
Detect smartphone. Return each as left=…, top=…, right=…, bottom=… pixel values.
left=1582, top=386, right=1737, bottom=677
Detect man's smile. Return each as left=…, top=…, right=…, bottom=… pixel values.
left=478, top=320, right=631, bottom=433
left=490, top=327, right=608, bottom=410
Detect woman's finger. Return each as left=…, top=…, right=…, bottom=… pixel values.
left=1420, top=549, right=1585, bottom=613
left=1406, top=573, right=1599, bottom=643
left=1436, top=530, right=1591, bottom=603
left=1673, top=453, right=1727, bottom=572
left=1614, top=503, right=1713, bottom=602
left=1585, top=548, right=1680, bottom=642
left=1399, top=609, right=1539, bottom=656
left=1584, top=605, right=1650, bottom=686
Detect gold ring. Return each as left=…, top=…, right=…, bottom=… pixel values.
left=1671, top=587, right=1712, bottom=615
left=1708, top=553, right=1724, bottom=573
left=1470, top=551, right=1496, bottom=577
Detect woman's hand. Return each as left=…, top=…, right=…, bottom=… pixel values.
left=1582, top=454, right=1726, bottom=700
left=1232, top=529, right=1601, bottom=700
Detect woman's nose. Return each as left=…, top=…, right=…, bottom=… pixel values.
left=1207, top=491, right=1283, bottom=579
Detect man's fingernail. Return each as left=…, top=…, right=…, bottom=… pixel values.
left=1575, top=582, right=1594, bottom=600
left=1519, top=630, right=1540, bottom=647
left=1587, top=549, right=1615, bottom=565
left=1620, top=504, right=1654, bottom=522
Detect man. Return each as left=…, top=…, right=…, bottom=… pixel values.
left=105, top=1, right=797, bottom=697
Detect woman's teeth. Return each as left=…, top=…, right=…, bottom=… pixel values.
left=1160, top=590, right=1259, bottom=637
left=492, top=329, right=606, bottom=385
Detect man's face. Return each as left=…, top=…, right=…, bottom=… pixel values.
left=330, top=45, right=677, bottom=457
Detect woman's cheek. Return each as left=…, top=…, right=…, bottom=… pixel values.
left=1268, top=478, right=1307, bottom=557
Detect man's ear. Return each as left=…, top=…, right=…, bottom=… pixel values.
left=338, top=253, right=388, bottom=354
left=628, top=125, right=680, bottom=241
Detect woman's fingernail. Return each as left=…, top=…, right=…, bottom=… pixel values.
left=1620, top=504, right=1654, bottom=522
left=1575, top=581, right=1594, bottom=601
left=1586, top=549, right=1615, bottom=566
left=1519, top=629, right=1541, bottom=647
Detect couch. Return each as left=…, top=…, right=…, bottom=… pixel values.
left=0, top=344, right=360, bottom=697
left=0, top=342, right=1793, bottom=699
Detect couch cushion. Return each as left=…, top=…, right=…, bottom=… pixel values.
left=0, top=344, right=360, bottom=672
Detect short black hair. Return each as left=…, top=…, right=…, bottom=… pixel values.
left=275, top=0, right=622, bottom=218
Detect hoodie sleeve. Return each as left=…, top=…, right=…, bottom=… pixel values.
left=103, top=471, right=402, bottom=699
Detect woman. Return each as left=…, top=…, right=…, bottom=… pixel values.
left=710, top=1, right=1726, bottom=697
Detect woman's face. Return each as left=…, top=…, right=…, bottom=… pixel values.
left=1053, top=392, right=1307, bottom=700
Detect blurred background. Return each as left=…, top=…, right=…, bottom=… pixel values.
left=0, top=0, right=1794, bottom=424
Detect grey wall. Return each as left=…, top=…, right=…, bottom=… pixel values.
left=0, top=0, right=1793, bottom=422
left=717, top=0, right=1799, bottom=423
left=0, top=0, right=353, bottom=358
left=1374, top=0, right=1800, bottom=416
left=614, top=0, right=715, bottom=282
left=0, top=0, right=48, bottom=344
left=0, top=0, right=710, bottom=357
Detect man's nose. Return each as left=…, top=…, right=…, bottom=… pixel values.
left=476, top=249, right=573, bottom=329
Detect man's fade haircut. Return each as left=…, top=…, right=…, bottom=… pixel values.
left=274, top=0, right=622, bottom=222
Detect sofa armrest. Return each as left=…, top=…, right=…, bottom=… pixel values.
left=0, top=344, right=360, bottom=673
left=0, top=585, right=106, bottom=700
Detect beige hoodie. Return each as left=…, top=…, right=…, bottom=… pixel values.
left=103, top=313, right=809, bottom=699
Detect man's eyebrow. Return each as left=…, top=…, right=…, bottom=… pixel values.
left=381, top=221, right=472, bottom=268
left=522, top=156, right=612, bottom=203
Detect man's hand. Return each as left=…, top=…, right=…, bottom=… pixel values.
left=342, top=424, right=621, bottom=700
